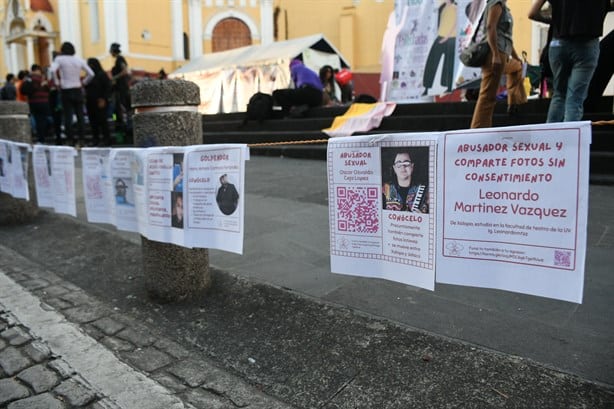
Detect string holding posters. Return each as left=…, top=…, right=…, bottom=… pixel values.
left=32, top=145, right=78, bottom=217
left=0, top=139, right=30, bottom=200
left=436, top=122, right=590, bottom=303
left=327, top=133, right=437, bottom=290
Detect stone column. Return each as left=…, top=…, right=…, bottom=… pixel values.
left=131, top=79, right=210, bottom=303
left=0, top=101, right=39, bottom=224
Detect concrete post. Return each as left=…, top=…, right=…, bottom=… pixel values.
left=0, top=101, right=39, bottom=224
left=131, top=79, right=210, bottom=303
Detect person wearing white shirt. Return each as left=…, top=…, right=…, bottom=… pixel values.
left=49, top=42, right=94, bottom=147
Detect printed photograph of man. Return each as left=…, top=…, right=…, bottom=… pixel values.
left=382, top=147, right=430, bottom=213
left=216, top=174, right=239, bottom=216
left=114, top=177, right=133, bottom=205
left=171, top=192, right=184, bottom=228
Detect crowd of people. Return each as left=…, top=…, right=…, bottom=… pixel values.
left=0, top=42, right=136, bottom=147
left=470, top=0, right=613, bottom=128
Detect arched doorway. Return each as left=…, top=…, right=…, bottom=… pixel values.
left=33, top=23, right=50, bottom=68
left=211, top=18, right=251, bottom=52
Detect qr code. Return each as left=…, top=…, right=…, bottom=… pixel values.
left=554, top=250, right=571, bottom=267
left=336, top=186, right=379, bottom=233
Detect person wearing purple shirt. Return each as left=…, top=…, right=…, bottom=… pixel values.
left=273, top=59, right=323, bottom=117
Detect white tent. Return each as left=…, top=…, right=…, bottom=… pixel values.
left=169, top=34, right=350, bottom=114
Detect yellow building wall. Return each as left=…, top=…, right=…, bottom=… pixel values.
left=0, top=1, right=576, bottom=80
left=274, top=0, right=392, bottom=73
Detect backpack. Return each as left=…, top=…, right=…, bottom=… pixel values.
left=244, top=92, right=274, bottom=124
left=20, top=79, right=34, bottom=97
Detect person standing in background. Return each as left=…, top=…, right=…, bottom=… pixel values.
left=48, top=51, right=64, bottom=145
left=470, top=0, right=527, bottom=128
left=50, top=42, right=94, bottom=147
left=528, top=0, right=613, bottom=122
left=109, top=43, right=131, bottom=138
left=15, top=70, right=29, bottom=102
left=1, top=74, right=17, bottom=100
left=27, top=64, right=51, bottom=144
left=85, top=58, right=112, bottom=147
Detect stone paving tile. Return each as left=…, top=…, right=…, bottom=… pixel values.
left=0, top=347, right=32, bottom=376
left=167, top=360, right=211, bottom=388
left=54, top=378, right=99, bottom=407
left=92, top=317, right=125, bottom=336
left=37, top=285, right=71, bottom=298
left=62, top=304, right=109, bottom=324
left=115, top=327, right=157, bottom=347
left=100, top=336, right=135, bottom=353
left=154, top=338, right=191, bottom=360
left=151, top=371, right=189, bottom=393
left=6, top=392, right=65, bottom=409
left=17, top=363, right=61, bottom=393
left=1, top=326, right=32, bottom=346
left=22, top=342, right=52, bottom=363
left=0, top=378, right=30, bottom=406
left=19, top=279, right=50, bottom=292
left=43, top=297, right=73, bottom=311
left=123, top=347, right=173, bottom=372
left=57, top=291, right=94, bottom=307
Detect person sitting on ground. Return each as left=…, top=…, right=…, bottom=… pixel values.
left=272, top=59, right=323, bottom=117
left=319, top=65, right=340, bottom=106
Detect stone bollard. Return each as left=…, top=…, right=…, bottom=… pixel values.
left=0, top=101, right=39, bottom=224
left=132, top=79, right=210, bottom=303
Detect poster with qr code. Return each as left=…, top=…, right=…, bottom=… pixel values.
left=436, top=122, right=590, bottom=303
left=327, top=133, right=437, bottom=290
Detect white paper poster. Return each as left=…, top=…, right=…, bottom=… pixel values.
left=144, top=147, right=187, bottom=246
left=0, top=140, right=30, bottom=200
left=81, top=148, right=112, bottom=224
left=110, top=148, right=139, bottom=232
left=9, top=143, right=30, bottom=201
left=183, top=144, right=247, bottom=253
left=0, top=140, right=11, bottom=194
left=141, top=144, right=248, bottom=253
left=436, top=122, right=591, bottom=303
left=32, top=145, right=78, bottom=216
left=327, top=133, right=437, bottom=290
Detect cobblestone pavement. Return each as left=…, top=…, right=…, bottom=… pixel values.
left=0, top=246, right=293, bottom=409
left=0, top=310, right=112, bottom=409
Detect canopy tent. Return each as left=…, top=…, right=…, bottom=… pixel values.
left=170, top=34, right=350, bottom=114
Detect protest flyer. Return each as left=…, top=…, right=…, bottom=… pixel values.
left=9, top=142, right=30, bottom=200
left=81, top=148, right=112, bottom=224
left=328, top=133, right=437, bottom=290
left=32, top=145, right=78, bottom=216
left=110, top=148, right=139, bottom=233
left=0, top=140, right=10, bottom=194
left=144, top=147, right=187, bottom=246
left=32, top=145, right=53, bottom=208
left=437, top=122, right=590, bottom=303
left=183, top=144, right=248, bottom=253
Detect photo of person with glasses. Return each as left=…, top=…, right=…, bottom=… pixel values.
left=382, top=147, right=429, bottom=213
